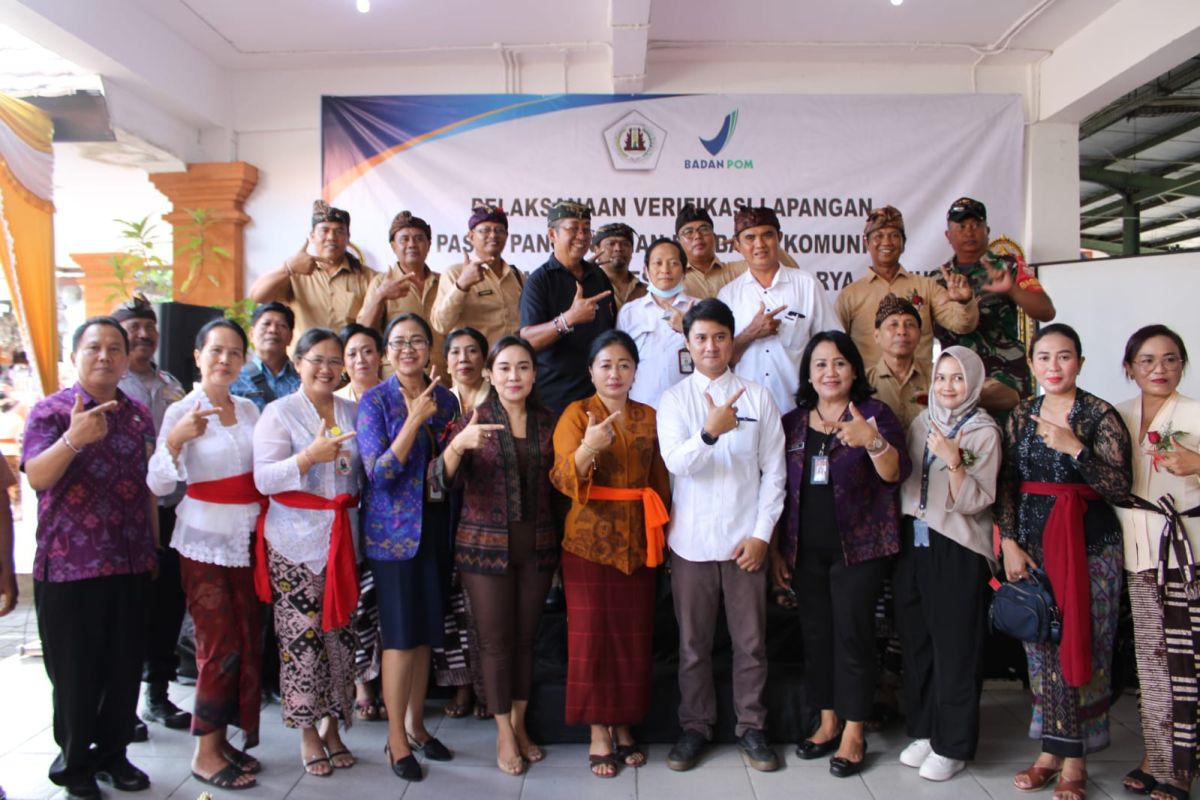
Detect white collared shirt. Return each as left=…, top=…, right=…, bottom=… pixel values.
left=657, top=369, right=785, bottom=562
left=718, top=265, right=840, bottom=414
left=617, top=291, right=696, bottom=408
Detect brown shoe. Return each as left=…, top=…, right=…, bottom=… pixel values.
left=1014, top=764, right=1060, bottom=792
left=1053, top=775, right=1087, bottom=800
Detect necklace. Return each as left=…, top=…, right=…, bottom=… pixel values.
left=814, top=403, right=849, bottom=435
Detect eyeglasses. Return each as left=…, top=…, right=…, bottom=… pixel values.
left=555, top=225, right=592, bottom=239
left=388, top=336, right=430, bottom=351
left=302, top=356, right=344, bottom=370
left=678, top=225, right=713, bottom=240
left=473, top=225, right=507, bottom=238
left=1134, top=354, right=1183, bottom=372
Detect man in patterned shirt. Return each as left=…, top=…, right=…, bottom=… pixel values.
left=935, top=197, right=1056, bottom=413
left=23, top=317, right=158, bottom=800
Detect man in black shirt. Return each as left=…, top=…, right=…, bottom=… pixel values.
left=519, top=200, right=615, bottom=416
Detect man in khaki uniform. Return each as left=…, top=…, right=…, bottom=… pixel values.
left=430, top=204, right=524, bottom=348
left=357, top=211, right=445, bottom=375
left=836, top=205, right=977, bottom=368
left=249, top=200, right=374, bottom=336
left=865, top=294, right=931, bottom=432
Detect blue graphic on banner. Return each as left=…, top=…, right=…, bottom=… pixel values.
left=323, top=94, right=678, bottom=195
left=699, top=110, right=738, bottom=156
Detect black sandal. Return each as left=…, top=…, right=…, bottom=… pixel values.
left=223, top=748, right=262, bottom=774
left=615, top=743, right=646, bottom=767
left=193, top=763, right=257, bottom=790
left=1123, top=768, right=1157, bottom=795
left=1150, top=784, right=1189, bottom=800
left=589, top=752, right=619, bottom=778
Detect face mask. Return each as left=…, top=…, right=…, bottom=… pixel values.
left=647, top=282, right=684, bottom=299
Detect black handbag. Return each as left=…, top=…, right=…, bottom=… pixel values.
left=989, top=567, right=1062, bottom=644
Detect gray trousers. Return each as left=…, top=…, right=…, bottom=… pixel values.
left=670, top=552, right=768, bottom=738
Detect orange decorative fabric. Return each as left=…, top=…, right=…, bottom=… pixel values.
left=588, top=485, right=669, bottom=567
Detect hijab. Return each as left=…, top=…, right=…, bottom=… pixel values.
left=928, top=346, right=999, bottom=436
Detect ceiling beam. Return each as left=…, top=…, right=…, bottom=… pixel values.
left=1081, top=237, right=1164, bottom=255
left=1079, top=58, right=1200, bottom=138
left=610, top=0, right=651, bottom=93
left=1079, top=114, right=1200, bottom=206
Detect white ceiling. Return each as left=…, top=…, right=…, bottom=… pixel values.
left=133, top=0, right=1120, bottom=72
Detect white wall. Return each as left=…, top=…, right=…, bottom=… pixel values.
left=52, top=141, right=172, bottom=266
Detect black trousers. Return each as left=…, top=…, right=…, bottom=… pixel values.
left=796, top=546, right=888, bottom=723
left=143, top=504, right=185, bottom=685
left=893, top=525, right=989, bottom=760
left=35, top=573, right=149, bottom=787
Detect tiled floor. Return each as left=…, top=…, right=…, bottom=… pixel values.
left=0, top=646, right=1183, bottom=800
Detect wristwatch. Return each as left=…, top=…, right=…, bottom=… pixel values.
left=866, top=435, right=885, bottom=454
left=701, top=430, right=719, bottom=446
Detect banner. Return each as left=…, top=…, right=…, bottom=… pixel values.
left=322, top=93, right=1024, bottom=296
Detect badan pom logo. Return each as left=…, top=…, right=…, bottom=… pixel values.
left=603, top=110, right=666, bottom=171
left=686, top=110, right=753, bottom=170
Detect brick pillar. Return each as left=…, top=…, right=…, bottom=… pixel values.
left=70, top=252, right=128, bottom=317
left=149, top=162, right=259, bottom=306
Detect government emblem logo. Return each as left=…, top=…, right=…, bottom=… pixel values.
left=603, top=110, right=666, bottom=171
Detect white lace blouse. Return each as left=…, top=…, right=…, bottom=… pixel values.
left=147, top=390, right=261, bottom=567
left=253, top=391, right=362, bottom=573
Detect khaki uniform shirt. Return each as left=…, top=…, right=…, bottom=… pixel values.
left=683, top=258, right=748, bottom=299
left=866, top=357, right=932, bottom=432
left=366, top=264, right=445, bottom=376
left=284, top=255, right=374, bottom=336
left=835, top=266, right=978, bottom=369
left=608, top=273, right=649, bottom=309
left=430, top=259, right=524, bottom=346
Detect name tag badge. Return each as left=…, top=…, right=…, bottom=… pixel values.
left=477, top=289, right=494, bottom=297
left=810, top=454, right=829, bottom=485
left=678, top=348, right=694, bottom=375
left=335, top=450, right=352, bottom=476
left=912, top=519, right=931, bottom=548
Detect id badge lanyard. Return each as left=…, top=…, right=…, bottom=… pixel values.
left=913, top=410, right=976, bottom=546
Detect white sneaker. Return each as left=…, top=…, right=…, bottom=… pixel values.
left=919, top=752, right=966, bottom=781
left=899, top=738, right=932, bottom=768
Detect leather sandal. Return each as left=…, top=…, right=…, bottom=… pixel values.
left=589, top=752, right=619, bottom=778
left=1053, top=775, right=1087, bottom=800
left=1014, top=764, right=1061, bottom=792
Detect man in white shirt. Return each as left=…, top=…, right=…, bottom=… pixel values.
left=657, top=298, right=785, bottom=774
left=718, top=206, right=840, bottom=414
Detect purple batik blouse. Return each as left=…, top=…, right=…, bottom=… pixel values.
left=22, top=384, right=158, bottom=582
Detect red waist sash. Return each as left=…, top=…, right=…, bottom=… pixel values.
left=186, top=472, right=270, bottom=596
left=1021, top=480, right=1101, bottom=687
left=588, top=485, right=670, bottom=568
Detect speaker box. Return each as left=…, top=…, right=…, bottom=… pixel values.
left=153, top=301, right=224, bottom=392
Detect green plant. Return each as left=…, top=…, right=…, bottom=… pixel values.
left=106, top=215, right=172, bottom=304
left=223, top=298, right=256, bottom=337
left=176, top=208, right=231, bottom=296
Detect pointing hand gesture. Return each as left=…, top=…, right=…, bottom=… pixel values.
left=564, top=282, right=613, bottom=327
left=450, top=408, right=506, bottom=454
left=832, top=402, right=877, bottom=448
left=66, top=394, right=118, bottom=448
left=666, top=299, right=696, bottom=334
left=745, top=302, right=786, bottom=341
left=167, top=401, right=223, bottom=452
left=1030, top=414, right=1083, bottom=457
left=939, top=264, right=974, bottom=303
left=703, top=387, right=745, bottom=438
left=284, top=240, right=319, bottom=277
left=582, top=409, right=622, bottom=453
left=981, top=256, right=1015, bottom=296
left=457, top=252, right=492, bottom=290
left=304, top=419, right=357, bottom=465
left=926, top=424, right=962, bottom=467
left=374, top=272, right=415, bottom=302
left=404, top=368, right=441, bottom=427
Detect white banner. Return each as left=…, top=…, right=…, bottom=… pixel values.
left=326, top=93, right=1025, bottom=296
